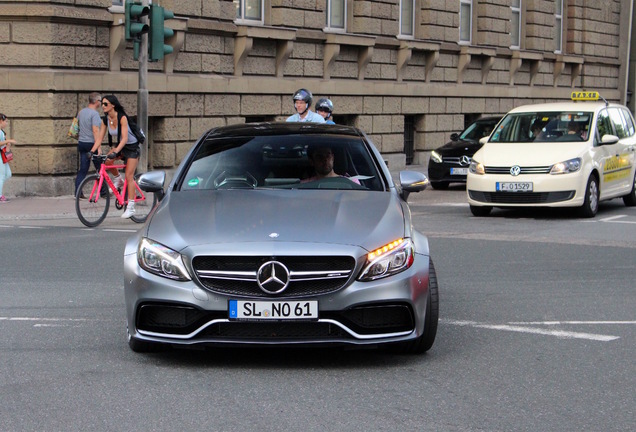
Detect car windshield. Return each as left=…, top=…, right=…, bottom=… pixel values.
left=489, top=111, right=593, bottom=143
left=459, top=120, right=497, bottom=140
left=178, top=132, right=385, bottom=192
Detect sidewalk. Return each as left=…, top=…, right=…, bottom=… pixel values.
left=0, top=195, right=80, bottom=221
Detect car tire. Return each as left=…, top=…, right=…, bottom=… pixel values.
left=470, top=205, right=492, bottom=217
left=127, top=325, right=164, bottom=353
left=622, top=171, right=636, bottom=207
left=431, top=181, right=450, bottom=190
left=388, top=258, right=439, bottom=354
left=578, top=174, right=599, bottom=218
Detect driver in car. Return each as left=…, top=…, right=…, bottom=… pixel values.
left=302, top=145, right=360, bottom=185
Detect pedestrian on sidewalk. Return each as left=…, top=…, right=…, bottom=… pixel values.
left=74, top=92, right=104, bottom=197
left=0, top=113, right=16, bottom=203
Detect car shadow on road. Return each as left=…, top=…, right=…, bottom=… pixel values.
left=134, top=345, right=433, bottom=369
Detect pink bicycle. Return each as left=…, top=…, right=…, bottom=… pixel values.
left=75, top=154, right=157, bottom=227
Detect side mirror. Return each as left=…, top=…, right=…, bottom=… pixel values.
left=479, top=136, right=489, bottom=145
left=450, top=133, right=459, bottom=141
left=600, top=134, right=619, bottom=145
left=137, top=171, right=166, bottom=201
left=399, top=170, right=429, bottom=201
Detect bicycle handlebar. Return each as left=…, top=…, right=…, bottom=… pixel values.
left=91, top=153, right=117, bottom=161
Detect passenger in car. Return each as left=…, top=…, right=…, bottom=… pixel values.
left=302, top=145, right=360, bottom=184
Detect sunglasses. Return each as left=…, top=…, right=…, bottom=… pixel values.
left=102, top=102, right=110, bottom=107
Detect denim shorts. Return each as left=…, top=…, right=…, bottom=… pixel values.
left=118, top=143, right=140, bottom=161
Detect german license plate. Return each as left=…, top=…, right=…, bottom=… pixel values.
left=496, top=182, right=533, bottom=192
left=229, top=300, right=318, bottom=320
left=451, top=167, right=468, bottom=175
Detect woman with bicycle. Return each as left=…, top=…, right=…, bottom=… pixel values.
left=97, top=95, right=140, bottom=219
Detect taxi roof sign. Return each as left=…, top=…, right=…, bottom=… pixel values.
left=571, top=91, right=600, bottom=101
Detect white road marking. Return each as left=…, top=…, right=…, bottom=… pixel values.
left=598, top=215, right=628, bottom=222
left=509, top=320, right=636, bottom=325
left=103, top=229, right=137, bottom=233
left=0, top=317, right=94, bottom=322
left=443, top=319, right=620, bottom=342
left=17, top=226, right=47, bottom=229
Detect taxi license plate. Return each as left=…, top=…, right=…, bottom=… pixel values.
left=229, top=300, right=318, bottom=320
left=451, top=168, right=468, bottom=175
left=496, top=182, right=533, bottom=192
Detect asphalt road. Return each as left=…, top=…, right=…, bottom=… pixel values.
left=1, top=187, right=635, bottom=431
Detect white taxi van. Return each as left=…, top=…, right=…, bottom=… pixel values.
left=466, top=92, right=636, bottom=217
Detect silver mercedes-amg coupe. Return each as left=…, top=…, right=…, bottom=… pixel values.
left=124, top=122, right=438, bottom=353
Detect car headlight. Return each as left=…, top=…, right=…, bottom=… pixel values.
left=469, top=159, right=485, bottom=175
left=550, top=157, right=582, bottom=174
left=138, top=238, right=191, bottom=281
left=358, top=238, right=414, bottom=281
left=430, top=151, right=443, bottom=164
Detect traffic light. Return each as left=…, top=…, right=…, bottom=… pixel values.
left=124, top=1, right=149, bottom=41
left=148, top=4, right=174, bottom=62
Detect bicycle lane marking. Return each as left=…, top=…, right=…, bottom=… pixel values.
left=442, top=319, right=621, bottom=342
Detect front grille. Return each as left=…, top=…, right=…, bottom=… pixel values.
left=469, top=190, right=575, bottom=204
left=443, top=156, right=471, bottom=166
left=192, top=255, right=356, bottom=298
left=485, top=166, right=551, bottom=175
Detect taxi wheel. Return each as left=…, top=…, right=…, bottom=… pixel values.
left=622, top=172, right=636, bottom=206
left=579, top=175, right=599, bottom=218
left=470, top=205, right=492, bottom=217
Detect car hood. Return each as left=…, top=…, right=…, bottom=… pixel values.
left=473, top=142, right=589, bottom=165
left=146, top=189, right=406, bottom=252
left=436, top=139, right=481, bottom=155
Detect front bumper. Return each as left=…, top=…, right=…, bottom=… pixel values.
left=466, top=171, right=586, bottom=208
left=124, top=252, right=432, bottom=348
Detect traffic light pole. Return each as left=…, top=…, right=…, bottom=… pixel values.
left=138, top=0, right=149, bottom=173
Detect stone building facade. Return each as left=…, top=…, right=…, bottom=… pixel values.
left=0, top=0, right=633, bottom=196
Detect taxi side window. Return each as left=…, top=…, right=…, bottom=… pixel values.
left=608, top=108, right=628, bottom=139
left=596, top=110, right=613, bottom=140
left=619, top=108, right=635, bottom=136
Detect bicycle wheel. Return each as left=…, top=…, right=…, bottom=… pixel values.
left=130, top=190, right=157, bottom=224
left=76, top=174, right=110, bottom=227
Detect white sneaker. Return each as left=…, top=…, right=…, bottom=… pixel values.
left=114, top=175, right=124, bottom=189
left=121, top=203, right=135, bottom=219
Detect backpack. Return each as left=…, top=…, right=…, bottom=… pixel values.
left=127, top=115, right=146, bottom=144
left=103, top=113, right=146, bottom=145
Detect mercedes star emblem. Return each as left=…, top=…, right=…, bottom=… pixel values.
left=459, top=155, right=471, bottom=166
left=256, top=261, right=290, bottom=294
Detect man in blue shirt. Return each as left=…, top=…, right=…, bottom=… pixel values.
left=286, top=89, right=325, bottom=123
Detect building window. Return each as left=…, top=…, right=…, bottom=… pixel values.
left=459, top=0, right=472, bottom=44
left=235, top=0, right=263, bottom=23
left=404, top=116, right=415, bottom=165
left=326, top=0, right=346, bottom=31
left=555, top=0, right=563, bottom=53
left=400, top=0, right=415, bottom=37
left=112, top=0, right=123, bottom=5
left=511, top=0, right=521, bottom=48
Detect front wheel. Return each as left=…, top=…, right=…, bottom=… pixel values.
left=578, top=174, right=599, bottom=218
left=622, top=171, right=636, bottom=207
left=76, top=174, right=110, bottom=227
left=130, top=191, right=158, bottom=224
left=388, top=258, right=439, bottom=354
